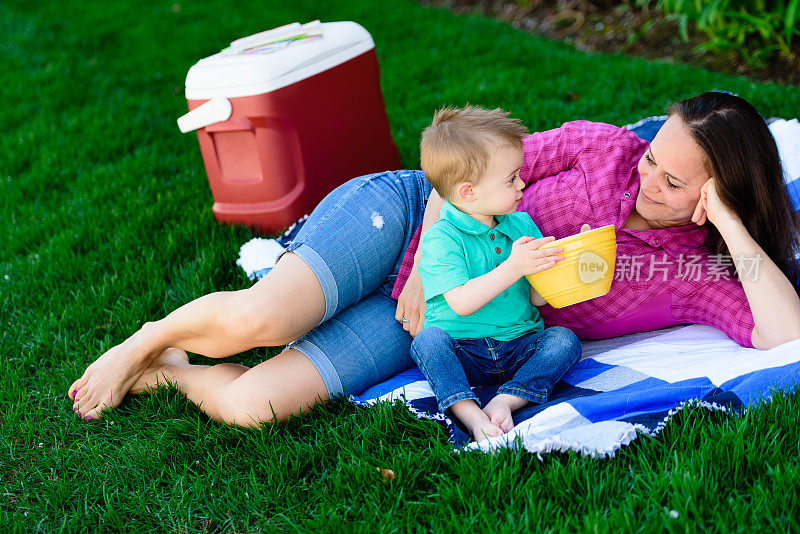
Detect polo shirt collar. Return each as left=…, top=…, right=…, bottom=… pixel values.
left=618, top=169, right=710, bottom=255
left=441, top=200, right=516, bottom=237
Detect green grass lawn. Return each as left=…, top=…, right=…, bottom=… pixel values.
left=3, top=0, right=800, bottom=531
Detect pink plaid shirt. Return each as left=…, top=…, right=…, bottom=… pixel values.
left=392, top=121, right=755, bottom=347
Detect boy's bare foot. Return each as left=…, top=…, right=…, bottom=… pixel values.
left=471, top=420, right=505, bottom=442
left=450, top=398, right=511, bottom=442
left=129, top=347, right=191, bottom=394
left=67, top=329, right=158, bottom=420
left=483, top=394, right=526, bottom=433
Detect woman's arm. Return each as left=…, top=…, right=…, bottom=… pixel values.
left=695, top=179, right=800, bottom=349
left=519, top=121, right=647, bottom=185
left=716, top=217, right=800, bottom=349
left=530, top=286, right=547, bottom=307
left=416, top=189, right=446, bottom=259
left=395, top=189, right=444, bottom=336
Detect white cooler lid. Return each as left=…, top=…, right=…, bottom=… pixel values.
left=185, top=21, right=375, bottom=100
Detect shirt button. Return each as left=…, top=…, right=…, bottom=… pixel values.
left=495, top=247, right=501, bottom=254
left=490, top=234, right=495, bottom=240
left=623, top=192, right=631, bottom=198
left=652, top=237, right=660, bottom=246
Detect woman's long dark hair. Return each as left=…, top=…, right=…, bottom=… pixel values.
left=669, top=91, right=800, bottom=295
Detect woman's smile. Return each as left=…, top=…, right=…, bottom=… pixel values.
left=641, top=192, right=661, bottom=205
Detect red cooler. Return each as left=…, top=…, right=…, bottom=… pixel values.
left=178, top=21, right=402, bottom=234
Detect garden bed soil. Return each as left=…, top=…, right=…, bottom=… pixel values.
left=420, top=0, right=800, bottom=86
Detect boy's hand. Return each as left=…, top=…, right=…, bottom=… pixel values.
left=504, top=236, right=565, bottom=278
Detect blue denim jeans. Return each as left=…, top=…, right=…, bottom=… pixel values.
left=410, top=326, right=582, bottom=412
left=284, top=170, right=433, bottom=398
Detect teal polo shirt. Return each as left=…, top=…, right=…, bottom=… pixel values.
left=419, top=200, right=545, bottom=341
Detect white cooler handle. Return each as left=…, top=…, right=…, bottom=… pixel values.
left=177, top=97, right=233, bottom=133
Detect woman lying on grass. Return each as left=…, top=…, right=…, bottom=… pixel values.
left=68, top=91, right=800, bottom=425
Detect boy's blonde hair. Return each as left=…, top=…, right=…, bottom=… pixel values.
left=420, top=105, right=528, bottom=201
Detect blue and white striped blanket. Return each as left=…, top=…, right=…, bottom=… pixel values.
left=348, top=118, right=800, bottom=457
left=350, top=325, right=800, bottom=457
left=773, top=119, right=800, bottom=213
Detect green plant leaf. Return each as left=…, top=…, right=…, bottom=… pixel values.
left=678, top=12, right=691, bottom=41
left=725, top=10, right=776, bottom=41
left=698, top=0, right=728, bottom=33
left=785, top=0, right=800, bottom=47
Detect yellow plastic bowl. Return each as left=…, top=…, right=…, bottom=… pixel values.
left=525, top=224, right=617, bottom=308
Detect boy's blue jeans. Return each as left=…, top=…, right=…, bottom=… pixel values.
left=410, top=326, right=582, bottom=412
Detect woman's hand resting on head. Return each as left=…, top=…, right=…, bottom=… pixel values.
left=692, top=178, right=740, bottom=228
left=396, top=264, right=426, bottom=337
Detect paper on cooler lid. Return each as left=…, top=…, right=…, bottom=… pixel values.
left=184, top=21, right=375, bottom=100
left=221, top=21, right=324, bottom=55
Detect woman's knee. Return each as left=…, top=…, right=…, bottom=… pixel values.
left=227, top=262, right=326, bottom=346
left=206, top=289, right=279, bottom=347
left=231, top=288, right=296, bottom=346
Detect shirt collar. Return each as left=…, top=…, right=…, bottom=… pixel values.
left=617, top=168, right=710, bottom=255
left=441, top=200, right=516, bottom=237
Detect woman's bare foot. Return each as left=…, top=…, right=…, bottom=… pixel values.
left=483, top=394, right=524, bottom=433
left=129, top=347, right=191, bottom=394
left=67, top=329, right=160, bottom=421
left=471, top=420, right=505, bottom=442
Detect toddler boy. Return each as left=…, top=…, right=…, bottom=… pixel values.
left=411, top=106, right=582, bottom=442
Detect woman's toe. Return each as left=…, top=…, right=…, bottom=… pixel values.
left=67, top=377, right=87, bottom=399
left=75, top=383, right=91, bottom=401
left=76, top=391, right=98, bottom=414
left=82, top=407, right=102, bottom=421
left=73, top=386, right=90, bottom=412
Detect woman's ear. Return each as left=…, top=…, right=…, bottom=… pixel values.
left=456, top=181, right=476, bottom=202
